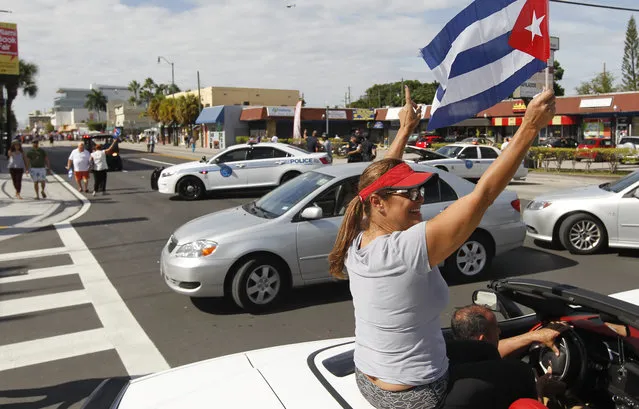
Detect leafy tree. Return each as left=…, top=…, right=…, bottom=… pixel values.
left=128, top=80, right=141, bottom=105
left=175, top=94, right=200, bottom=126
left=84, top=89, right=108, bottom=121
left=621, top=16, right=639, bottom=91
left=139, top=78, right=157, bottom=107
left=87, top=121, right=106, bottom=131
left=3, top=60, right=39, bottom=139
left=167, top=83, right=181, bottom=95
left=553, top=60, right=565, bottom=96
left=45, top=123, right=54, bottom=133
left=576, top=69, right=617, bottom=94
left=159, top=97, right=178, bottom=143
left=350, top=80, right=440, bottom=108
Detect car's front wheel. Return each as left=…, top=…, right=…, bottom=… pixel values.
left=559, top=213, right=607, bottom=255
left=177, top=177, right=205, bottom=201
left=231, top=256, right=287, bottom=313
left=444, top=232, right=494, bottom=281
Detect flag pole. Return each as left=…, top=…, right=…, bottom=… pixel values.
left=545, top=0, right=551, bottom=90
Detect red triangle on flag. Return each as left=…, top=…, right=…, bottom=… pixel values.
left=508, top=0, right=550, bottom=62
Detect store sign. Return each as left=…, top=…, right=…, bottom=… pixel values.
left=512, top=102, right=527, bottom=113
left=514, top=70, right=552, bottom=98
left=327, top=110, right=347, bottom=119
left=373, top=121, right=384, bottom=129
left=579, top=98, right=613, bottom=109
left=353, top=108, right=375, bottom=121
left=0, top=22, right=18, bottom=76
left=266, top=106, right=295, bottom=117
left=550, top=36, right=560, bottom=51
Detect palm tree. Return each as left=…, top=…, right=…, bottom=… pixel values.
left=176, top=94, right=201, bottom=142
left=159, top=97, right=178, bottom=145
left=3, top=61, right=39, bottom=144
left=167, top=83, right=181, bottom=95
left=128, top=80, right=141, bottom=106
left=155, top=83, right=168, bottom=97
left=140, top=78, right=157, bottom=107
left=84, top=89, right=108, bottom=122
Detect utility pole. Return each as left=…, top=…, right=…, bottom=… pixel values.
left=348, top=86, right=351, bottom=106
left=197, top=70, right=203, bottom=148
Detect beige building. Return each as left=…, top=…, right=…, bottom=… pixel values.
left=169, top=86, right=300, bottom=108
left=113, top=103, right=157, bottom=131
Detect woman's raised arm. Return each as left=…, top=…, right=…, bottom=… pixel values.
left=424, top=90, right=556, bottom=268
left=385, top=86, right=422, bottom=160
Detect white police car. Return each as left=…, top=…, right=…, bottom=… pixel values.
left=156, top=142, right=331, bottom=200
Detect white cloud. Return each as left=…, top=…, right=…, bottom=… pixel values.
left=8, top=0, right=638, bottom=127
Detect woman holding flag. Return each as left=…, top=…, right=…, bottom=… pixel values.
left=329, top=85, right=556, bottom=409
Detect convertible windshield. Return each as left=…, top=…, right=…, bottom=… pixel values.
left=435, top=146, right=462, bottom=158
left=601, top=171, right=639, bottom=193
left=251, top=172, right=334, bottom=218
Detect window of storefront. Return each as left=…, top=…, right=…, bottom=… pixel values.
left=583, top=118, right=612, bottom=139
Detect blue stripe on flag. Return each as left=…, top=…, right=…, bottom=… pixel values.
left=420, top=0, right=519, bottom=70
left=449, top=33, right=513, bottom=79
left=427, top=59, right=547, bottom=130
left=436, top=85, right=445, bottom=102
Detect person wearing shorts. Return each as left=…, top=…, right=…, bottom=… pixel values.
left=25, top=139, right=51, bottom=200
left=66, top=142, right=92, bottom=193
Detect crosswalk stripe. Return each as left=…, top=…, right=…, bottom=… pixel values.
left=0, top=265, right=81, bottom=284
left=0, top=247, right=69, bottom=262
left=0, top=328, right=113, bottom=371
left=0, top=290, right=90, bottom=318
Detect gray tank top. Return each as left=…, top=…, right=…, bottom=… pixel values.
left=345, top=221, right=449, bottom=386
left=8, top=152, right=25, bottom=169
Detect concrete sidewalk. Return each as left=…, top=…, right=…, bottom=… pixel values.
left=0, top=159, right=83, bottom=243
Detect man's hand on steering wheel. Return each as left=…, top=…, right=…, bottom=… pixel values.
left=534, top=322, right=571, bottom=356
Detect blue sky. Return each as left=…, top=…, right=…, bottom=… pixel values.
left=8, top=0, right=639, bottom=126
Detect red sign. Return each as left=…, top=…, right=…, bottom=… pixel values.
left=0, top=24, right=18, bottom=59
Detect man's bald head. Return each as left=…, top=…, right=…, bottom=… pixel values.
left=451, top=305, right=500, bottom=346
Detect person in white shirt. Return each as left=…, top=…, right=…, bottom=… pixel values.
left=501, top=137, right=511, bottom=150
left=89, top=144, right=113, bottom=196
left=66, top=142, right=92, bottom=193
left=271, top=135, right=279, bottom=143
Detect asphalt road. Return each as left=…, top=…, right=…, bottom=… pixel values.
left=2, top=145, right=639, bottom=408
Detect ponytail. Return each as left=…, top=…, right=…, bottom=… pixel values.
left=329, top=196, right=365, bottom=279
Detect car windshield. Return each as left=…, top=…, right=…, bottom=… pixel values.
left=249, top=171, right=334, bottom=218
left=600, top=171, right=639, bottom=193
left=435, top=146, right=462, bottom=158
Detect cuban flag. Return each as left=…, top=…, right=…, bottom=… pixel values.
left=421, top=0, right=550, bottom=131
left=113, top=127, right=122, bottom=138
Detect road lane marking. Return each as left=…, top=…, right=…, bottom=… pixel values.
left=0, top=247, right=69, bottom=262
left=53, top=174, right=170, bottom=375
left=140, top=158, right=177, bottom=166
left=0, top=328, right=112, bottom=371
left=0, top=290, right=90, bottom=318
left=0, top=265, right=81, bottom=284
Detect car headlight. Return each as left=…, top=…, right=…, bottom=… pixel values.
left=174, top=240, right=218, bottom=258
left=527, top=201, right=552, bottom=210
left=161, top=170, right=176, bottom=178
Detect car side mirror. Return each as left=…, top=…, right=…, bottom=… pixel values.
left=472, top=290, right=499, bottom=311
left=301, top=206, right=323, bottom=220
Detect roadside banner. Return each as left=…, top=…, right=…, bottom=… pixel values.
left=0, top=22, right=18, bottom=76
left=293, top=100, right=303, bottom=139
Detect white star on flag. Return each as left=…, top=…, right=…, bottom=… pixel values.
left=525, top=10, right=545, bottom=42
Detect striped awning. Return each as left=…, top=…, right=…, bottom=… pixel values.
left=492, top=115, right=577, bottom=127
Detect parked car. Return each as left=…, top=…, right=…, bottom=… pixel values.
left=154, top=142, right=331, bottom=200
left=524, top=170, right=639, bottom=254
left=82, top=278, right=639, bottom=409
left=545, top=137, right=579, bottom=148
left=618, top=137, right=639, bottom=164
left=575, top=138, right=615, bottom=161
left=161, top=162, right=525, bottom=312
left=405, top=144, right=528, bottom=181
left=406, top=133, right=444, bottom=149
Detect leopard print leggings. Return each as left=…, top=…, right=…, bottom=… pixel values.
left=355, top=368, right=449, bottom=409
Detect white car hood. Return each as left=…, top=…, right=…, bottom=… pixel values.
left=163, top=160, right=211, bottom=173
left=117, top=338, right=355, bottom=409
left=534, top=184, right=615, bottom=201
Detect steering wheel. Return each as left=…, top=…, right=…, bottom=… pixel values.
left=528, top=325, right=588, bottom=388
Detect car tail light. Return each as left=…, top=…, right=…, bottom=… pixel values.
left=511, top=199, right=521, bottom=212
left=319, top=156, right=330, bottom=164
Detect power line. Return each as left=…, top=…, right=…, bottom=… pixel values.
left=550, top=0, right=639, bottom=13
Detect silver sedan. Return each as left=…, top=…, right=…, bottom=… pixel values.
left=161, top=162, right=526, bottom=312
left=524, top=170, right=639, bottom=254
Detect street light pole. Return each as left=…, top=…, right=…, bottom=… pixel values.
left=157, top=56, right=175, bottom=88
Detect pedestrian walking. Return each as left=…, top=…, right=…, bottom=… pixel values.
left=321, top=134, right=333, bottom=163
left=25, top=139, right=51, bottom=200
left=89, top=144, right=112, bottom=196
left=346, top=134, right=363, bottom=163
left=8, top=140, right=27, bottom=199
left=66, top=142, right=92, bottom=193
